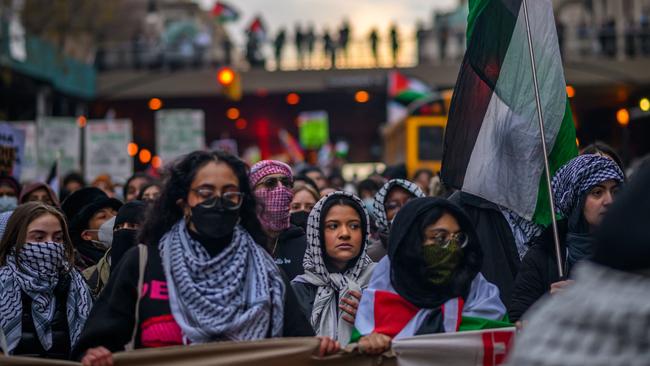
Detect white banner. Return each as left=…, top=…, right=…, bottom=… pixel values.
left=37, top=117, right=81, bottom=177
left=84, top=119, right=133, bottom=184
left=155, top=109, right=205, bottom=164
left=11, top=121, right=38, bottom=181
left=392, top=328, right=516, bottom=366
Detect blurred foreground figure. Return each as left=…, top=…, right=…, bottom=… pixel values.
left=506, top=164, right=650, bottom=365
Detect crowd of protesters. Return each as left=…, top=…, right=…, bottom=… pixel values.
left=0, top=141, right=648, bottom=364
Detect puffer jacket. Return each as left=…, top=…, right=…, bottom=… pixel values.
left=11, top=274, right=72, bottom=359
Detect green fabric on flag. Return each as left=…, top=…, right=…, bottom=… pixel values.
left=532, top=98, right=578, bottom=226
left=349, top=327, right=362, bottom=344
left=467, top=0, right=491, bottom=43
left=458, top=315, right=513, bottom=332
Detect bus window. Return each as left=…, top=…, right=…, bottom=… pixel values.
left=418, top=125, right=444, bottom=161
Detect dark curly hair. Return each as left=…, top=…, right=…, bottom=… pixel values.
left=139, top=150, right=267, bottom=247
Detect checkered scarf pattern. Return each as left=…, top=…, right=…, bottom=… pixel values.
left=552, top=154, right=625, bottom=218
left=500, top=208, right=542, bottom=260
left=0, top=243, right=92, bottom=353
left=159, top=220, right=285, bottom=342
left=249, top=160, right=293, bottom=187
left=293, top=191, right=375, bottom=344
left=506, top=262, right=650, bottom=365
left=372, top=179, right=425, bottom=235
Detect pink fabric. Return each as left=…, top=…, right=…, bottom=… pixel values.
left=140, top=315, right=184, bottom=348
left=256, top=186, right=293, bottom=232
left=249, top=160, right=292, bottom=188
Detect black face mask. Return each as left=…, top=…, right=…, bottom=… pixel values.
left=190, top=197, right=240, bottom=240
left=110, top=229, right=139, bottom=270
left=290, top=210, right=310, bottom=230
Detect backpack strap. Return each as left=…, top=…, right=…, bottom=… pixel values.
left=124, top=244, right=148, bottom=351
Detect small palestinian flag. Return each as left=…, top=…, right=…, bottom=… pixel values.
left=278, top=129, right=305, bottom=163
left=248, top=17, right=267, bottom=41
left=441, top=0, right=578, bottom=226
left=351, top=259, right=510, bottom=343
left=386, top=70, right=433, bottom=124
left=211, top=1, right=239, bottom=23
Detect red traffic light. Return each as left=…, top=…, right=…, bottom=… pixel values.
left=217, top=67, right=236, bottom=86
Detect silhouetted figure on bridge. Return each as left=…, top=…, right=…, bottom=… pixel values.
left=369, top=28, right=379, bottom=66
left=390, top=24, right=400, bottom=66
left=338, top=19, right=351, bottom=64
left=305, top=24, right=316, bottom=67
left=323, top=29, right=337, bottom=69
left=295, top=24, right=305, bottom=68
left=274, top=28, right=287, bottom=70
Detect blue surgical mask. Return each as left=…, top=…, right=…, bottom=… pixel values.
left=362, top=198, right=375, bottom=216
left=0, top=195, right=17, bottom=213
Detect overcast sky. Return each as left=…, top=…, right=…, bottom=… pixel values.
left=197, top=0, right=460, bottom=42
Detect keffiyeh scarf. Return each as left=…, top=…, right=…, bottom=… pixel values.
left=551, top=154, right=624, bottom=219
left=371, top=179, right=425, bottom=236
left=0, top=242, right=92, bottom=353
left=159, top=220, right=285, bottom=342
left=293, top=191, right=375, bottom=345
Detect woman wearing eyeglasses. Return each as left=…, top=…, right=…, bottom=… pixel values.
left=75, top=151, right=337, bottom=366
left=353, top=198, right=507, bottom=355
left=249, top=160, right=310, bottom=281
left=368, top=179, right=425, bottom=261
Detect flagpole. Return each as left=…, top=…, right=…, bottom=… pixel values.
left=522, top=0, right=565, bottom=278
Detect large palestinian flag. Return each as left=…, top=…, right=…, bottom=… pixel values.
left=441, top=0, right=578, bottom=226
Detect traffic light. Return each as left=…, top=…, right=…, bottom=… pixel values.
left=217, top=67, right=242, bottom=101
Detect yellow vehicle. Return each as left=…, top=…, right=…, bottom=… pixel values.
left=382, top=93, right=451, bottom=178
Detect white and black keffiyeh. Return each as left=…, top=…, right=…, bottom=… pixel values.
left=159, top=220, right=285, bottom=343
left=293, top=191, right=375, bottom=345
left=500, top=207, right=542, bottom=259
left=552, top=154, right=625, bottom=218
left=372, top=179, right=425, bottom=235
left=0, top=242, right=92, bottom=354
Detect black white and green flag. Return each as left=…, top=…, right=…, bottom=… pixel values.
left=442, top=0, right=578, bottom=226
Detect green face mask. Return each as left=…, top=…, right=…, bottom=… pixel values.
left=422, top=242, right=463, bottom=285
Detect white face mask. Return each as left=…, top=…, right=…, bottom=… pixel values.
left=86, top=217, right=116, bottom=248
left=0, top=195, right=17, bottom=213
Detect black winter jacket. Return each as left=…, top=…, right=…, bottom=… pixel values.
left=273, top=225, right=308, bottom=281
left=448, top=192, right=520, bottom=308
left=509, top=220, right=568, bottom=322
left=12, top=275, right=72, bottom=359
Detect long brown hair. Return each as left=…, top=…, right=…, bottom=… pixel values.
left=0, top=202, right=74, bottom=267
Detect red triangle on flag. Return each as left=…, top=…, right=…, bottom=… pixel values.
left=373, top=290, right=420, bottom=338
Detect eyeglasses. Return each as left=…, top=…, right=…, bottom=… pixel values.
left=190, top=188, right=244, bottom=209
left=257, top=176, right=293, bottom=190
left=423, top=229, right=469, bottom=249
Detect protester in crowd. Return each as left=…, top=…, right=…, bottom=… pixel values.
left=357, top=179, right=380, bottom=214
left=354, top=198, right=507, bottom=355
left=412, top=169, right=434, bottom=196
left=19, top=182, right=60, bottom=209
left=328, top=173, right=346, bottom=191
left=320, top=187, right=336, bottom=197
left=0, top=175, right=21, bottom=213
left=83, top=201, right=147, bottom=297
left=75, top=151, right=335, bottom=366
left=123, top=173, right=153, bottom=202
left=293, top=174, right=319, bottom=194
left=448, top=190, right=537, bottom=308
left=250, top=160, right=309, bottom=280
left=91, top=174, right=116, bottom=198
left=509, top=154, right=625, bottom=322
left=290, top=183, right=319, bottom=231
left=137, top=181, right=163, bottom=204
left=370, top=179, right=425, bottom=260
left=506, top=164, right=650, bottom=365
left=61, top=172, right=86, bottom=202
left=0, top=202, right=92, bottom=358
left=292, top=191, right=376, bottom=346
left=300, top=166, right=328, bottom=190
left=61, top=187, right=122, bottom=270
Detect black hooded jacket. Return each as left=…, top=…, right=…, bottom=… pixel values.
left=509, top=220, right=568, bottom=322
left=448, top=192, right=520, bottom=308
left=273, top=225, right=308, bottom=281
